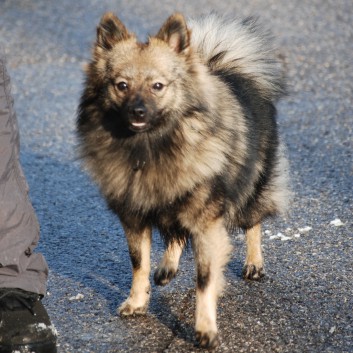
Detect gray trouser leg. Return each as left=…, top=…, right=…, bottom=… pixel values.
left=0, top=48, right=48, bottom=295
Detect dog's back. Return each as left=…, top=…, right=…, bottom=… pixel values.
left=186, top=15, right=290, bottom=229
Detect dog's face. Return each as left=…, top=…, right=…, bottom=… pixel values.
left=89, top=13, right=193, bottom=134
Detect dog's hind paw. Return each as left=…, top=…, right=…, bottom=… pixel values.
left=195, top=330, right=220, bottom=350
left=242, top=264, right=265, bottom=280
left=154, top=266, right=177, bottom=286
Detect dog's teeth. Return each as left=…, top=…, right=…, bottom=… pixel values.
left=132, top=122, right=146, bottom=127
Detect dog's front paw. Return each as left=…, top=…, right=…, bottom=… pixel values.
left=195, top=330, right=220, bottom=350
left=118, top=298, right=149, bottom=316
left=242, top=264, right=264, bottom=280
left=154, top=266, right=177, bottom=286
left=118, top=286, right=150, bottom=317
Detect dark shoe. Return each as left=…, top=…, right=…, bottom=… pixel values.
left=0, top=288, right=57, bottom=353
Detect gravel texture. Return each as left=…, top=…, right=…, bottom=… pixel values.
left=0, top=0, right=352, bottom=352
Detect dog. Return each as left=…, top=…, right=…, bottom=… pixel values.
left=76, top=12, right=290, bottom=349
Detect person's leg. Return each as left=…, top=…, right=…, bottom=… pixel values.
left=0, top=47, right=56, bottom=353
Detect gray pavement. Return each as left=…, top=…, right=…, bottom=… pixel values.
left=0, top=0, right=352, bottom=352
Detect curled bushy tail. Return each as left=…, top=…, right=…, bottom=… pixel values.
left=188, top=14, right=285, bottom=101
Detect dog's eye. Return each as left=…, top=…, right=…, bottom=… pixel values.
left=152, top=82, right=164, bottom=91
left=116, top=82, right=128, bottom=91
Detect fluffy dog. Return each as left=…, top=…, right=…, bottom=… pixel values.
left=76, top=12, right=290, bottom=349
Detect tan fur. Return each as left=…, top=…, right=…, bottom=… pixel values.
left=192, top=217, right=232, bottom=347
left=119, top=227, right=152, bottom=315
left=243, top=224, right=264, bottom=280
left=81, top=40, right=248, bottom=212
left=77, top=12, right=290, bottom=349
left=157, top=241, right=184, bottom=279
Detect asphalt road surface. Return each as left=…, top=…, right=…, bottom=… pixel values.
left=0, top=0, right=352, bottom=352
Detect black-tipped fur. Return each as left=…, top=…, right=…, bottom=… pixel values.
left=77, top=13, right=290, bottom=350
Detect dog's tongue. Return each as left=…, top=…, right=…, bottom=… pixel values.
left=132, top=122, right=146, bottom=127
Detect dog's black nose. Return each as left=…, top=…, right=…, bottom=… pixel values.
left=130, top=106, right=146, bottom=118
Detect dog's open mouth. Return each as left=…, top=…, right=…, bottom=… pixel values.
left=129, top=121, right=149, bottom=132
left=131, top=122, right=146, bottom=128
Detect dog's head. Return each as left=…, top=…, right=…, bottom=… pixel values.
left=87, top=12, right=200, bottom=135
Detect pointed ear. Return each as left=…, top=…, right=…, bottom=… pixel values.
left=96, top=12, right=130, bottom=50
left=156, top=13, right=190, bottom=54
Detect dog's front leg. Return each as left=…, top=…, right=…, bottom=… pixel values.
left=119, top=223, right=152, bottom=316
left=192, top=218, right=232, bottom=349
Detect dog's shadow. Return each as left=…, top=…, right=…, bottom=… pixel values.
left=149, top=287, right=196, bottom=346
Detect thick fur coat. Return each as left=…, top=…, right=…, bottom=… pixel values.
left=76, top=12, right=290, bottom=349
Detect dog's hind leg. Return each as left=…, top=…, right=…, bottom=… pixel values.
left=119, top=225, right=152, bottom=316
left=192, top=217, right=232, bottom=349
left=154, top=239, right=184, bottom=286
left=242, top=223, right=264, bottom=280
